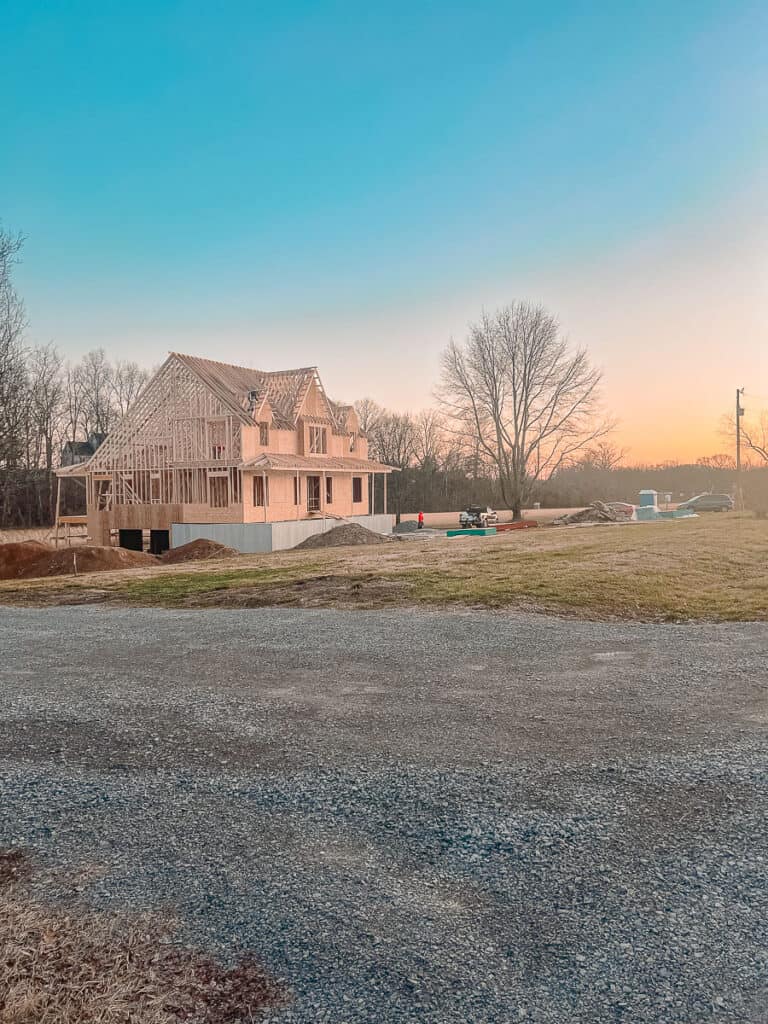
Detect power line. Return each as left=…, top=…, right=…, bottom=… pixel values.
left=741, top=390, right=768, bottom=404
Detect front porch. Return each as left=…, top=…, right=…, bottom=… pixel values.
left=240, top=453, right=394, bottom=524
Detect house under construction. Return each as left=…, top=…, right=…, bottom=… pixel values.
left=56, top=353, right=395, bottom=553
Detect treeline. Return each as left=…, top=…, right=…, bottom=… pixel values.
left=0, top=344, right=150, bottom=527
left=1, top=228, right=149, bottom=526
left=360, top=399, right=759, bottom=515
left=3, top=224, right=762, bottom=528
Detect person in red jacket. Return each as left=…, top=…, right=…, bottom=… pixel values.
left=417, top=510, right=424, bottom=530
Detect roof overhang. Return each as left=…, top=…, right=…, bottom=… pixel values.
left=55, top=462, right=90, bottom=478
left=240, top=454, right=398, bottom=473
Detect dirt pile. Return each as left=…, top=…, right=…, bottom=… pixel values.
left=0, top=541, right=53, bottom=580
left=161, top=538, right=239, bottom=564
left=553, top=501, right=622, bottom=526
left=293, top=523, right=394, bottom=549
left=393, top=520, right=420, bottom=534
left=18, top=546, right=157, bottom=580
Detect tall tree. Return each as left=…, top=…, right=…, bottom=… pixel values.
left=77, top=348, right=114, bottom=437
left=27, top=343, right=65, bottom=470
left=0, top=228, right=28, bottom=469
left=440, top=302, right=613, bottom=518
left=365, top=410, right=416, bottom=521
left=111, top=359, right=149, bottom=417
left=353, top=397, right=384, bottom=439
left=576, top=440, right=627, bottom=471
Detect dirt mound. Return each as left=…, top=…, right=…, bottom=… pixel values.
left=293, top=523, right=394, bottom=549
left=18, top=546, right=157, bottom=580
left=161, top=538, right=239, bottom=564
left=553, top=501, right=621, bottom=526
left=393, top=520, right=420, bottom=534
left=0, top=541, right=53, bottom=580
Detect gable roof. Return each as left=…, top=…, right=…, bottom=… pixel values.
left=171, top=353, right=343, bottom=431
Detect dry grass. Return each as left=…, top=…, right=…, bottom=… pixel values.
left=0, top=851, right=285, bottom=1024
left=1, top=513, right=766, bottom=622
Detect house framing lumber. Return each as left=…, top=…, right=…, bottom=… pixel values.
left=57, top=352, right=395, bottom=548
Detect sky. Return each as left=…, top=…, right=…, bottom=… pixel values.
left=2, top=0, right=766, bottom=463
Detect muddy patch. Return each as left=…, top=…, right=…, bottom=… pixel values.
left=186, top=574, right=415, bottom=609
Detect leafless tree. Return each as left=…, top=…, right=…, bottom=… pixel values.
left=721, top=408, right=768, bottom=465
left=63, top=362, right=86, bottom=444
left=0, top=228, right=28, bottom=468
left=77, top=348, right=114, bottom=437
left=353, top=397, right=384, bottom=439
left=27, top=343, right=65, bottom=470
left=697, top=453, right=737, bottom=471
left=440, top=302, right=613, bottom=518
left=737, top=413, right=768, bottom=464
left=111, top=359, right=150, bottom=417
left=577, top=440, right=627, bottom=472
left=366, top=410, right=416, bottom=468
left=412, top=409, right=444, bottom=471
left=365, top=409, right=416, bottom=521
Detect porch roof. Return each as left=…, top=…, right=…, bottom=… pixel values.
left=55, top=462, right=90, bottom=478
left=240, top=453, right=397, bottom=473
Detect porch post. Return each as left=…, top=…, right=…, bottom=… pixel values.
left=322, top=470, right=327, bottom=529
left=262, top=471, right=268, bottom=523
left=383, top=472, right=387, bottom=516
left=54, top=476, right=62, bottom=549
left=296, top=470, right=300, bottom=520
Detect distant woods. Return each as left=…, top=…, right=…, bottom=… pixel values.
left=0, top=228, right=149, bottom=525
left=358, top=397, right=761, bottom=517
left=1, top=225, right=763, bottom=527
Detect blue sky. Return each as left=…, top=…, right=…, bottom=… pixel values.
left=2, top=1, right=766, bottom=458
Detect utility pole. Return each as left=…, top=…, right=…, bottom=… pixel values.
left=736, top=387, right=745, bottom=510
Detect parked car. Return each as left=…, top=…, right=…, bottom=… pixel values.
left=677, top=493, right=734, bottom=513
left=459, top=505, right=499, bottom=528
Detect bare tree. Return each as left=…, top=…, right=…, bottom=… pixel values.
left=440, top=302, right=613, bottom=518
left=737, top=412, right=768, bottom=464
left=577, top=440, right=627, bottom=471
left=410, top=409, right=444, bottom=471
left=63, top=362, right=86, bottom=444
left=720, top=406, right=768, bottom=465
left=697, top=453, right=737, bottom=471
left=111, top=359, right=149, bottom=417
left=0, top=228, right=28, bottom=468
left=365, top=410, right=416, bottom=521
left=77, top=348, right=114, bottom=437
left=353, top=397, right=384, bottom=438
left=28, top=343, right=65, bottom=470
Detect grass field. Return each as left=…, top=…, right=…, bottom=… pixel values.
left=1, top=513, right=766, bottom=621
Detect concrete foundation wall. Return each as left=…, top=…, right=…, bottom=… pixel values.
left=171, top=514, right=395, bottom=553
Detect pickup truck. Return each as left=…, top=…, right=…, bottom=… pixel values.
left=458, top=505, right=499, bottom=528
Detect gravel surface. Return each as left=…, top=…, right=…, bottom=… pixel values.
left=1, top=606, right=766, bottom=1023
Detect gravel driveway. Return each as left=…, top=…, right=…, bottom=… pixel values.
left=1, top=606, right=766, bottom=1023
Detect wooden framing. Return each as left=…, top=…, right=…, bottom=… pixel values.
left=56, top=352, right=396, bottom=542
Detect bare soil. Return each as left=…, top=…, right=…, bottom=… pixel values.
left=0, top=540, right=53, bottom=580
left=293, top=522, right=395, bottom=549
left=160, top=538, right=238, bottom=564
left=18, top=545, right=158, bottom=579
left=1, top=513, right=766, bottom=622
